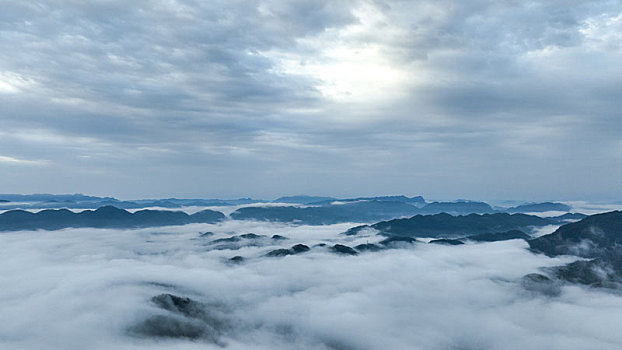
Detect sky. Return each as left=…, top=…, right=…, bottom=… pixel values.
left=1, top=0, right=621, bottom=200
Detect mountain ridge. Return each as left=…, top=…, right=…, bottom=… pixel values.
left=0, top=206, right=225, bottom=231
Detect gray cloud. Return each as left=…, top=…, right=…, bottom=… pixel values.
left=0, top=0, right=620, bottom=199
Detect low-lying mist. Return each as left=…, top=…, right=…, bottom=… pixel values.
left=1, top=221, right=621, bottom=350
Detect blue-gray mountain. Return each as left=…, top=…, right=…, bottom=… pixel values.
left=308, top=195, right=426, bottom=206
left=0, top=206, right=225, bottom=231
left=506, top=202, right=572, bottom=213
left=1, top=194, right=575, bottom=219
left=273, top=195, right=337, bottom=204
left=230, top=200, right=421, bottom=224
left=0, top=194, right=114, bottom=202
left=128, top=293, right=229, bottom=344
left=230, top=200, right=577, bottom=224
left=0, top=202, right=583, bottom=233
left=348, top=213, right=554, bottom=238
left=0, top=197, right=261, bottom=210
left=416, top=201, right=495, bottom=214
left=528, top=211, right=622, bottom=288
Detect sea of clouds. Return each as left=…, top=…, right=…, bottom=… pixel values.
left=1, top=220, right=622, bottom=350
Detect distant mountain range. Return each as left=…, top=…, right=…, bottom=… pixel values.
left=344, top=212, right=568, bottom=238
left=0, top=192, right=591, bottom=232
left=0, top=194, right=116, bottom=202
left=273, top=196, right=337, bottom=204
left=506, top=202, right=572, bottom=213
left=0, top=196, right=263, bottom=210
left=230, top=200, right=421, bottom=224
left=229, top=200, right=582, bottom=224
left=0, top=194, right=577, bottom=217
left=0, top=206, right=224, bottom=231
left=416, top=201, right=495, bottom=214
left=2, top=195, right=621, bottom=292
left=305, top=195, right=426, bottom=206
left=0, top=205, right=583, bottom=233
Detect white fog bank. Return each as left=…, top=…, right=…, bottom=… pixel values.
left=1, top=221, right=621, bottom=350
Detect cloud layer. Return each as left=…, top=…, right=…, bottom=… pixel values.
left=1, top=1, right=621, bottom=199
left=1, top=221, right=622, bottom=349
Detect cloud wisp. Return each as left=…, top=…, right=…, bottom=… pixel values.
left=0, top=155, right=47, bottom=166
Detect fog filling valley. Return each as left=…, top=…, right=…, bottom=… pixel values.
left=3, top=0, right=622, bottom=348
left=2, top=219, right=622, bottom=350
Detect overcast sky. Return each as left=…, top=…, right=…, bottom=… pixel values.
left=1, top=0, right=621, bottom=200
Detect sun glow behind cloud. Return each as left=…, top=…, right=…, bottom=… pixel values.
left=0, top=71, right=34, bottom=94
left=295, top=45, right=409, bottom=101
left=262, top=3, right=413, bottom=104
